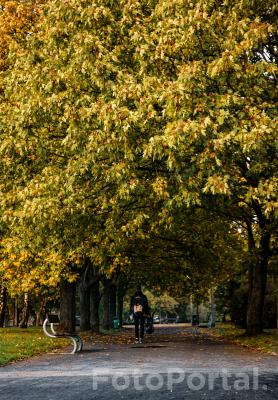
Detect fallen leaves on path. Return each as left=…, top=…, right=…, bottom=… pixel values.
left=79, top=327, right=217, bottom=347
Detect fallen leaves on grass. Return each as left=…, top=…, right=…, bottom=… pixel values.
left=202, top=324, right=278, bottom=356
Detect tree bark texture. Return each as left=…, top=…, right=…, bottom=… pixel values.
left=0, top=285, right=7, bottom=328
left=246, top=228, right=270, bottom=335
left=19, top=293, right=30, bottom=328
left=90, top=280, right=101, bottom=333
left=35, top=298, right=46, bottom=326
left=102, top=278, right=116, bottom=330
left=117, top=280, right=128, bottom=327
left=79, top=282, right=91, bottom=331
left=60, top=280, right=76, bottom=333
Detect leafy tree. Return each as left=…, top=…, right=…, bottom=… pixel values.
left=0, top=0, right=47, bottom=326
left=145, top=290, right=179, bottom=316
left=104, top=0, right=277, bottom=334
left=2, top=0, right=276, bottom=336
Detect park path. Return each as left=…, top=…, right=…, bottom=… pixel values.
left=0, top=325, right=277, bottom=400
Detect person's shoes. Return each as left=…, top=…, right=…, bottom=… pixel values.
left=139, top=338, right=143, bottom=344
left=134, top=338, right=139, bottom=344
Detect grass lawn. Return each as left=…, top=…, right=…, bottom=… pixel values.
left=0, top=327, right=68, bottom=366
left=203, top=323, right=278, bottom=355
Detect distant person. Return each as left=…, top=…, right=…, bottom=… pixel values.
left=130, top=286, right=150, bottom=344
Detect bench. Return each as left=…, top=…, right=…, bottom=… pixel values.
left=43, top=315, right=83, bottom=354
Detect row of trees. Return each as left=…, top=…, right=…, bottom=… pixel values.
left=0, top=0, right=277, bottom=335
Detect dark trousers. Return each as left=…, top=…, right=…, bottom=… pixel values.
left=134, top=314, right=145, bottom=339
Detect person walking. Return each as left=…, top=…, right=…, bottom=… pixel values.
left=130, top=286, right=150, bottom=344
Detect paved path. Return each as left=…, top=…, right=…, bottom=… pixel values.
left=0, top=325, right=277, bottom=399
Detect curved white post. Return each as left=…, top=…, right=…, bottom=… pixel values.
left=43, top=319, right=57, bottom=339
left=50, top=323, right=57, bottom=335
left=43, top=318, right=81, bottom=354
left=70, top=337, right=78, bottom=354
left=76, top=337, right=83, bottom=352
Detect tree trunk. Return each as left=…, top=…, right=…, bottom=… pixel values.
left=276, top=289, right=278, bottom=331
left=60, top=280, right=76, bottom=333
left=210, top=289, right=216, bottom=327
left=35, top=298, right=46, bottom=326
left=19, top=293, right=30, bottom=328
left=14, top=297, right=19, bottom=327
left=246, top=230, right=270, bottom=335
left=246, top=264, right=267, bottom=335
left=79, top=283, right=91, bottom=331
left=79, top=260, right=92, bottom=332
left=102, top=278, right=111, bottom=330
left=79, top=262, right=101, bottom=332
left=110, top=283, right=117, bottom=323
left=0, top=285, right=7, bottom=328
left=90, top=281, right=100, bottom=333
left=117, top=289, right=124, bottom=327
left=117, top=277, right=128, bottom=327
left=102, top=278, right=116, bottom=330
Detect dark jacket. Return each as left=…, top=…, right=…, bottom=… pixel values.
left=130, top=291, right=150, bottom=316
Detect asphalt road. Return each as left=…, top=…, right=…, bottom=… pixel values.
left=0, top=325, right=277, bottom=399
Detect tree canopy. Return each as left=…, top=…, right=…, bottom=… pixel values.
left=0, top=0, right=277, bottom=334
